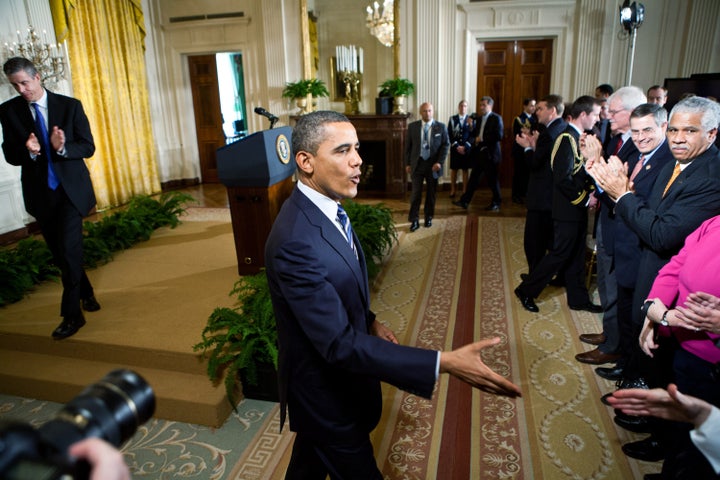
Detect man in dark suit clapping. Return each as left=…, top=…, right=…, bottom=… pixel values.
left=514, top=96, right=602, bottom=313
left=1, top=57, right=100, bottom=340
left=405, top=102, right=450, bottom=232
left=516, top=94, right=566, bottom=275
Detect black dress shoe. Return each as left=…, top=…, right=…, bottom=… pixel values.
left=452, top=200, right=468, bottom=209
left=622, top=436, right=664, bottom=462
left=484, top=203, right=500, bottom=212
left=569, top=302, right=603, bottom=313
left=596, top=366, right=624, bottom=381
left=52, top=314, right=86, bottom=340
left=424, top=218, right=432, bottom=228
left=601, top=377, right=649, bottom=405
left=614, top=413, right=653, bottom=433
left=410, top=220, right=420, bottom=232
left=514, top=287, right=539, bottom=312
left=82, top=295, right=101, bottom=312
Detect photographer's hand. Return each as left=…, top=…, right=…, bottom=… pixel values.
left=69, top=438, right=130, bottom=480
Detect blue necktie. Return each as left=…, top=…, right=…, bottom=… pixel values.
left=32, top=102, right=59, bottom=190
left=337, top=205, right=357, bottom=257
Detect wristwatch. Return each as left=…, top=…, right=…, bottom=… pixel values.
left=660, top=310, right=670, bottom=327
left=640, top=299, right=654, bottom=319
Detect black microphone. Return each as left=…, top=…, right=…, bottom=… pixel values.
left=254, top=107, right=279, bottom=122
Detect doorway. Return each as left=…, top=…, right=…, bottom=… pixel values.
left=476, top=39, right=554, bottom=188
left=188, top=52, right=248, bottom=183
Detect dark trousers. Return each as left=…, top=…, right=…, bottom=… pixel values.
left=523, top=209, right=553, bottom=274
left=460, top=152, right=501, bottom=206
left=517, top=217, right=590, bottom=306
left=34, top=185, right=94, bottom=319
left=613, top=285, right=635, bottom=362
left=408, top=159, right=437, bottom=222
left=659, top=348, right=720, bottom=479
left=285, top=432, right=383, bottom=480
left=511, top=147, right=529, bottom=199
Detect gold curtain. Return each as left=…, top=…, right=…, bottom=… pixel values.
left=49, top=0, right=161, bottom=209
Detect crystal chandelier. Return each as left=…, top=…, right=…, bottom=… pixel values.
left=4, top=26, right=66, bottom=88
left=365, top=0, right=394, bottom=48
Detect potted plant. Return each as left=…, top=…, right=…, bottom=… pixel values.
left=379, top=77, right=415, bottom=114
left=307, top=78, right=330, bottom=111
left=193, top=271, right=279, bottom=405
left=282, top=79, right=312, bottom=114
left=194, top=201, right=397, bottom=408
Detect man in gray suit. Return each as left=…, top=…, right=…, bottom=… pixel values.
left=405, top=102, right=450, bottom=232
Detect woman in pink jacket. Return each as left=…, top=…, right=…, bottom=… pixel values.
left=639, top=214, right=720, bottom=478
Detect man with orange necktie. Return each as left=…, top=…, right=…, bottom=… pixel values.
left=1, top=57, right=100, bottom=340
left=585, top=95, right=720, bottom=464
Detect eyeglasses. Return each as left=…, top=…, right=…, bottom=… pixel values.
left=631, top=127, right=659, bottom=137
left=608, top=108, right=627, bottom=116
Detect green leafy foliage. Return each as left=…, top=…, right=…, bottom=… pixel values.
left=343, top=200, right=397, bottom=279
left=379, top=77, right=415, bottom=97
left=282, top=78, right=329, bottom=99
left=192, top=272, right=278, bottom=408
left=0, top=191, right=194, bottom=306
left=82, top=192, right=195, bottom=268
left=0, top=239, right=59, bottom=305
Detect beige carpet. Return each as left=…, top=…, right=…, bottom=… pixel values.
left=0, top=210, right=662, bottom=478
left=222, top=215, right=660, bottom=479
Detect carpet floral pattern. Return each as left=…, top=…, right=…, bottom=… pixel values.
left=0, top=214, right=662, bottom=479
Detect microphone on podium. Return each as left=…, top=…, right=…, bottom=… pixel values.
left=254, top=107, right=279, bottom=129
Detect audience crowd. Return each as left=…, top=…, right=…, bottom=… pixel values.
left=408, top=85, right=720, bottom=478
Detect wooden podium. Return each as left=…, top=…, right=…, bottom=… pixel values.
left=217, top=127, right=295, bottom=275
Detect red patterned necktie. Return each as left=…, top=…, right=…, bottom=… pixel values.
left=613, top=137, right=623, bottom=155
left=629, top=154, right=644, bottom=182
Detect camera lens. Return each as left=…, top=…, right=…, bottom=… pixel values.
left=38, top=369, right=155, bottom=451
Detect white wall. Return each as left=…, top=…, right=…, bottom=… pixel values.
left=1, top=0, right=719, bottom=234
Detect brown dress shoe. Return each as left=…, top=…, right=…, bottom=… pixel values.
left=575, top=348, right=621, bottom=365
left=579, top=333, right=606, bottom=345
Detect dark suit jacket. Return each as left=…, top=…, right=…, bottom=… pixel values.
left=0, top=90, right=95, bottom=218
left=550, top=125, right=594, bottom=221
left=525, top=117, right=566, bottom=212
left=265, top=186, right=437, bottom=442
left=613, top=141, right=673, bottom=287
left=616, top=145, right=720, bottom=315
left=596, top=134, right=639, bottom=257
left=405, top=120, right=450, bottom=179
left=472, top=111, right=503, bottom=165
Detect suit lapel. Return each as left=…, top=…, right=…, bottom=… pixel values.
left=298, top=191, right=370, bottom=308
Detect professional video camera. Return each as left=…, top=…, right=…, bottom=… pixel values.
left=0, top=369, right=155, bottom=480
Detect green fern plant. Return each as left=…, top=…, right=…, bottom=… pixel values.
left=343, top=200, right=397, bottom=278
left=192, top=272, right=278, bottom=408
left=0, top=191, right=195, bottom=305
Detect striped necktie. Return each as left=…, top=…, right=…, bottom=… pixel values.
left=629, top=154, right=644, bottom=182
left=663, top=163, right=682, bottom=197
left=337, top=204, right=357, bottom=257
left=421, top=123, right=430, bottom=160
left=32, top=102, right=59, bottom=190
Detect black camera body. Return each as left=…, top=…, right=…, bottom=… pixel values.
left=0, top=369, right=155, bottom=480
